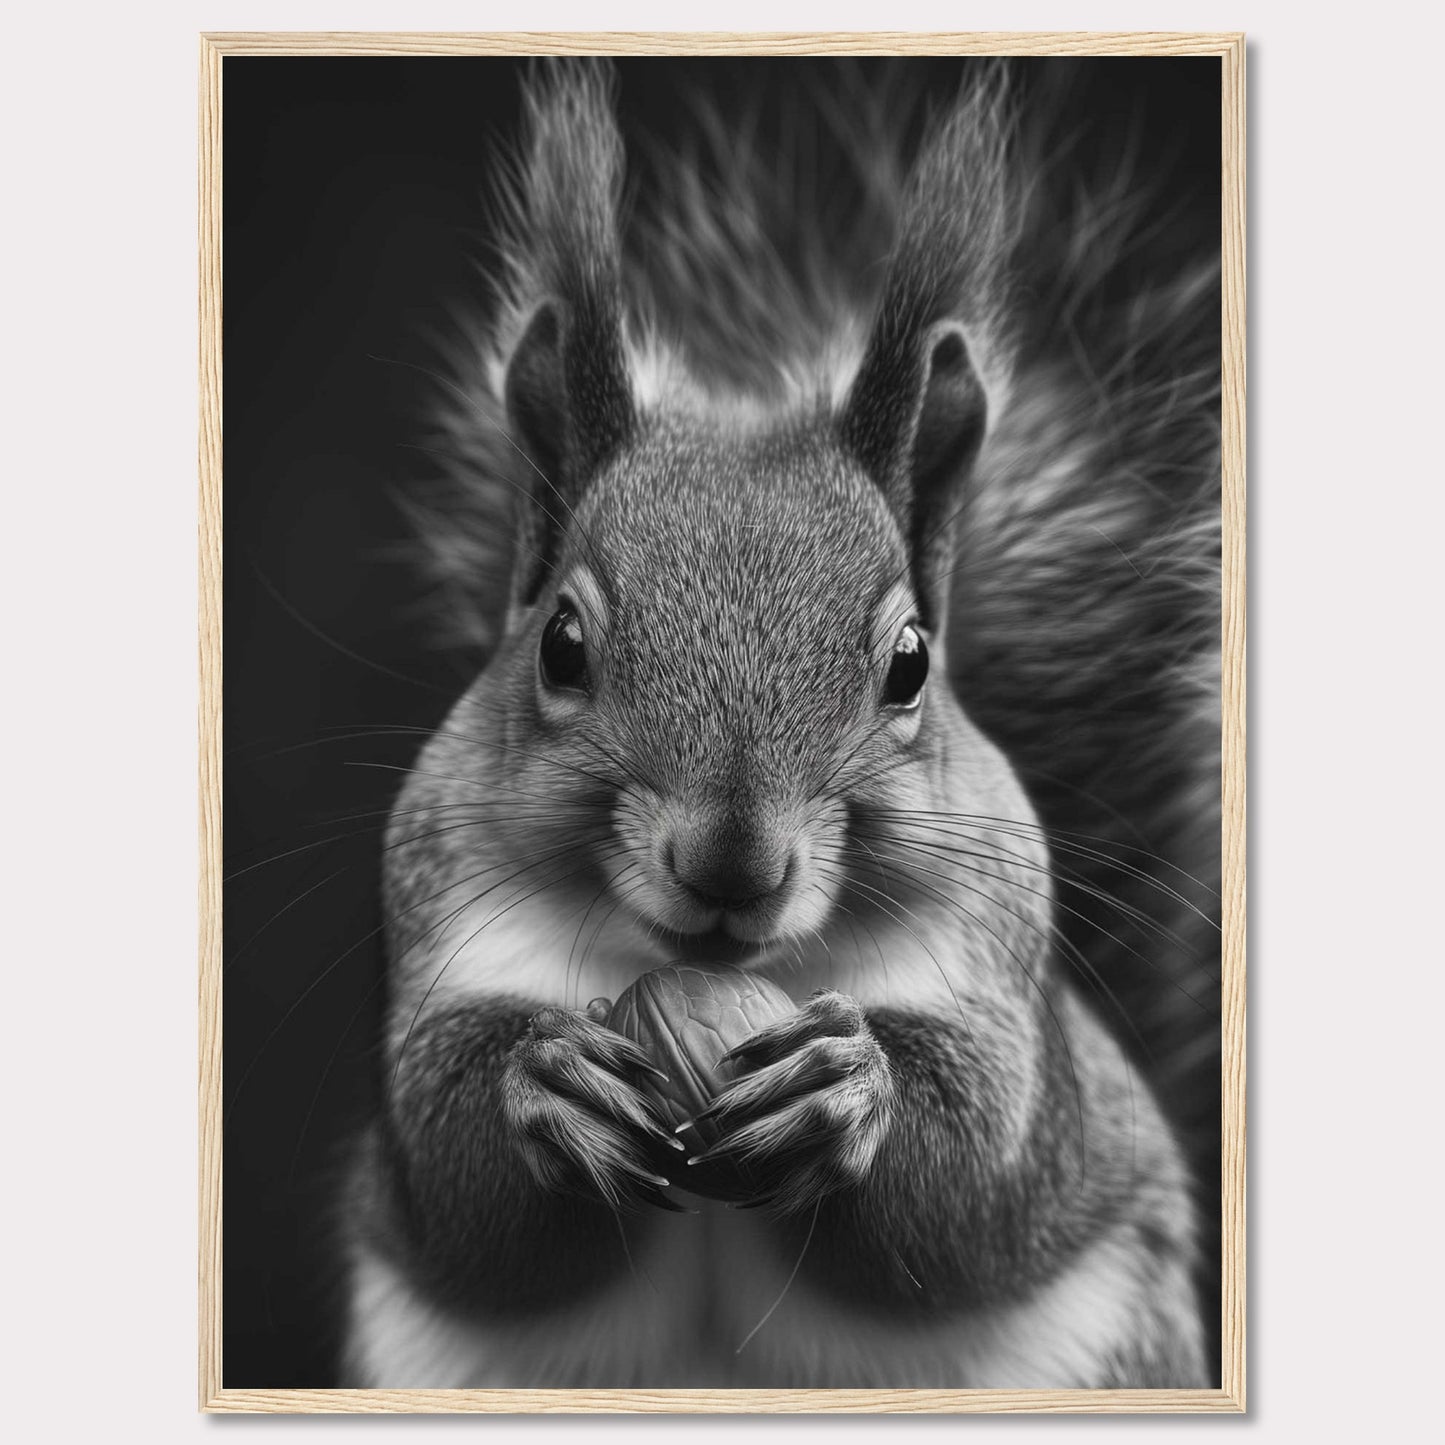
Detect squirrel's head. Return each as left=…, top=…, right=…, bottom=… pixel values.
left=487, top=272, right=992, bottom=957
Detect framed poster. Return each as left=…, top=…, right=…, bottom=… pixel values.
left=202, top=30, right=1244, bottom=1413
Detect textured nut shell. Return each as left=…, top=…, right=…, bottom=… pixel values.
left=608, top=965, right=795, bottom=1133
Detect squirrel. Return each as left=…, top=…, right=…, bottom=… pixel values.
left=340, top=58, right=1221, bottom=1389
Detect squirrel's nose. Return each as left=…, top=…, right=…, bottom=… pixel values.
left=663, top=821, right=791, bottom=909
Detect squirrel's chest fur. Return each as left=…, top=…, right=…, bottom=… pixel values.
left=347, top=1198, right=1152, bottom=1388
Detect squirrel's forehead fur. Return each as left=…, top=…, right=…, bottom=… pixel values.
left=574, top=421, right=905, bottom=624
left=563, top=421, right=909, bottom=759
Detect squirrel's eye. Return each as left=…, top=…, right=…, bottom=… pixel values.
left=540, top=607, right=588, bottom=690
left=883, top=624, right=928, bottom=709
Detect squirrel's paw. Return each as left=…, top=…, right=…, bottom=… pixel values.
left=502, top=1005, right=684, bottom=1212
left=688, top=990, right=895, bottom=1214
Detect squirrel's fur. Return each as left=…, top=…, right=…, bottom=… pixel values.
left=351, top=58, right=1220, bottom=1388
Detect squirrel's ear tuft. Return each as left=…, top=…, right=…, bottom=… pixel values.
left=842, top=320, right=988, bottom=631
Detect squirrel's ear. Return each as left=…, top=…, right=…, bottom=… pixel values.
left=505, top=301, right=569, bottom=482
left=503, top=297, right=634, bottom=603
left=500, top=60, right=636, bottom=605
left=842, top=320, right=988, bottom=630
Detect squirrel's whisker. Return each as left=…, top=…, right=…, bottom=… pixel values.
left=852, top=823, right=1217, bottom=987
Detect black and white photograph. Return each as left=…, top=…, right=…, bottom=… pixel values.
left=219, top=44, right=1235, bottom=1399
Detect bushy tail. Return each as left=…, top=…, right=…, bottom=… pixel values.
left=953, top=93, right=1222, bottom=1133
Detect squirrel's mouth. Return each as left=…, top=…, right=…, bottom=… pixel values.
left=651, top=924, right=781, bottom=968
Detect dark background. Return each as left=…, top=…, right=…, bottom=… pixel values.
left=223, top=54, right=1222, bottom=1388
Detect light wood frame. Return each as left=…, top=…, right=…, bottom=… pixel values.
left=199, top=29, right=1246, bottom=1415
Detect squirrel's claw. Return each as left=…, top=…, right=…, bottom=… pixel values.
left=692, top=992, right=895, bottom=1211
left=504, top=1003, right=688, bottom=1210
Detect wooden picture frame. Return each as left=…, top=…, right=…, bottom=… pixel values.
left=200, top=29, right=1245, bottom=1415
